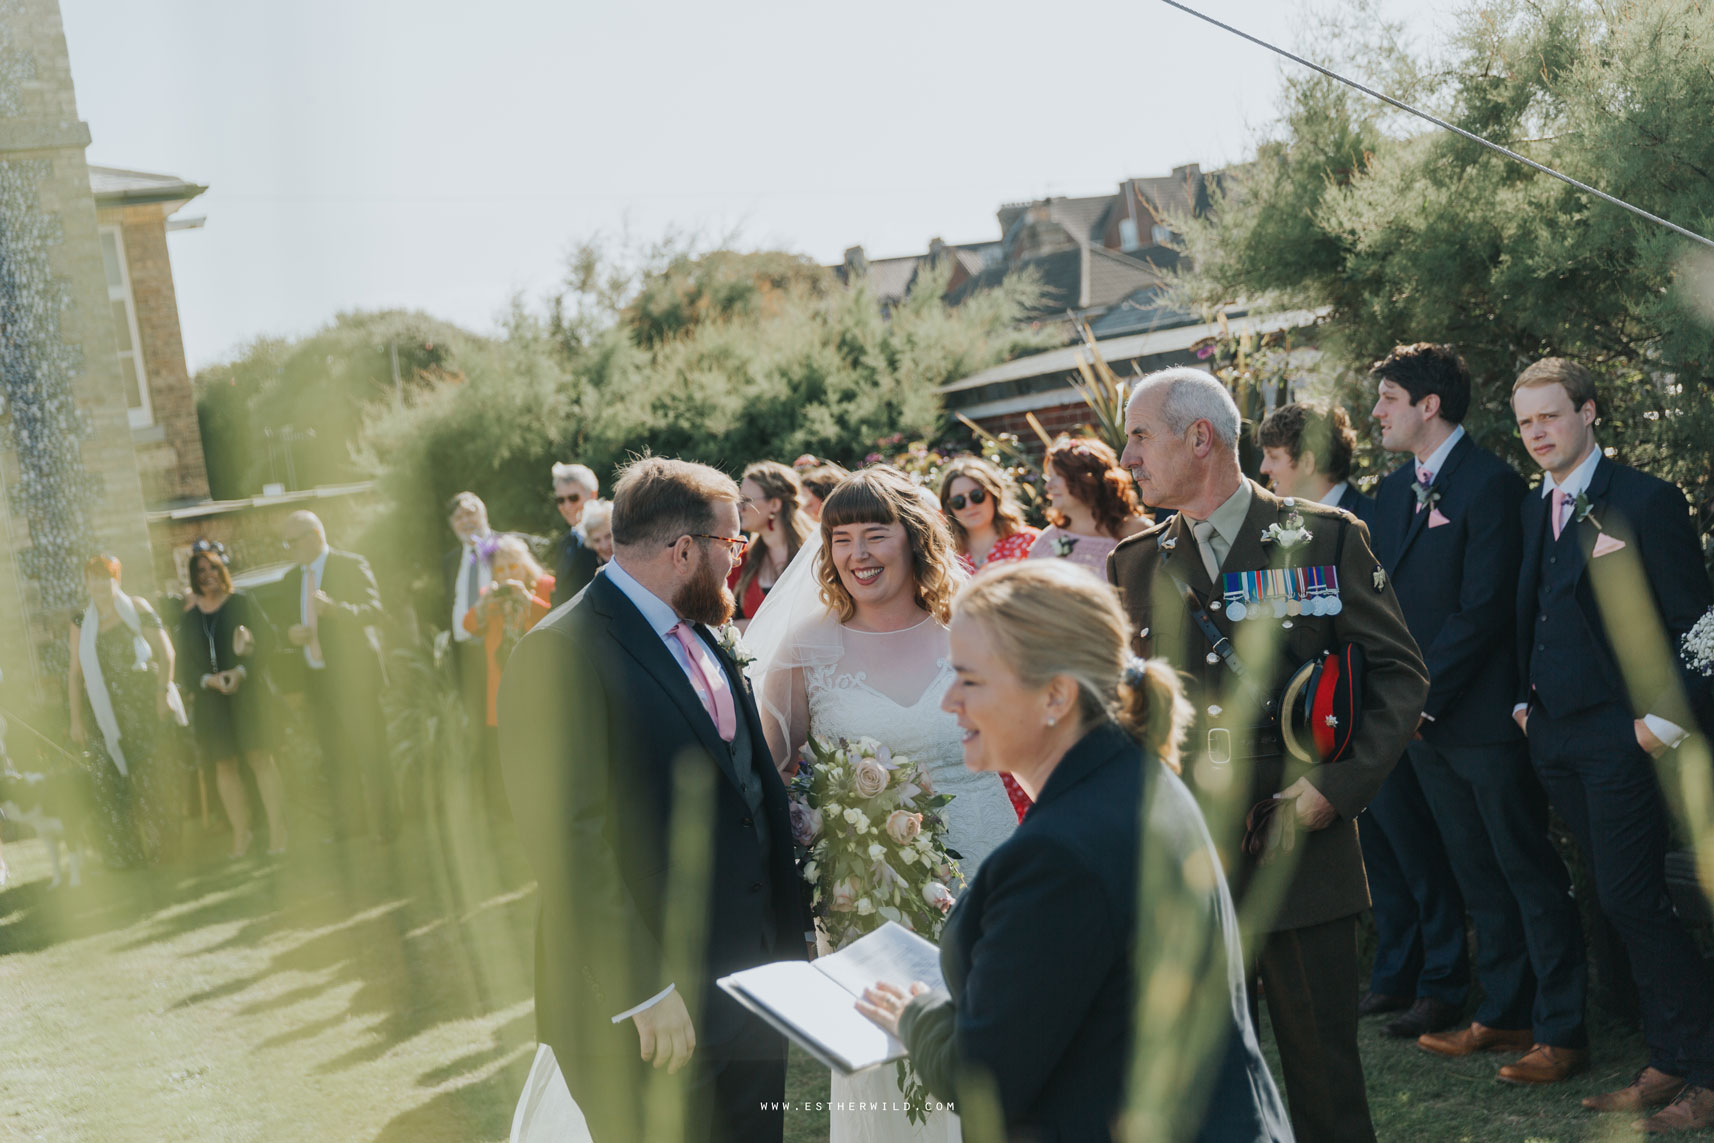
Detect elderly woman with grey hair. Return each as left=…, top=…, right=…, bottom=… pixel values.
left=550, top=462, right=601, bottom=607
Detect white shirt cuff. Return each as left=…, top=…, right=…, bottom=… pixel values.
left=611, top=983, right=675, bottom=1024
left=1642, top=715, right=1689, bottom=750
left=1512, top=703, right=1528, bottom=717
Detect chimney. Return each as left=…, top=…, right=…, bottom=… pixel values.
left=842, top=245, right=869, bottom=277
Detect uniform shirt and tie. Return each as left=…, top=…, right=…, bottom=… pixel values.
left=1514, top=446, right=1687, bottom=749
left=601, top=557, right=769, bottom=1022
left=300, top=546, right=330, bottom=669
left=451, top=536, right=494, bottom=643
left=1186, top=480, right=1255, bottom=582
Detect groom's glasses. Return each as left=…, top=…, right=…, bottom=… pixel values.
left=943, top=487, right=988, bottom=512
left=676, top=534, right=747, bottom=551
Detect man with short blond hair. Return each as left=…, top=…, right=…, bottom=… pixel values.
left=1511, top=358, right=1714, bottom=1131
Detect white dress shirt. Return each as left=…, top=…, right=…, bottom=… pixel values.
left=1413, top=423, right=1466, bottom=482
left=451, top=536, right=493, bottom=643
left=300, top=547, right=330, bottom=669
left=1318, top=481, right=1351, bottom=508
left=1516, top=447, right=1686, bottom=748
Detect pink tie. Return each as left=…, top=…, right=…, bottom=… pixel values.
left=1550, top=488, right=1569, bottom=540
left=668, top=621, right=736, bottom=743
left=1415, top=465, right=1433, bottom=513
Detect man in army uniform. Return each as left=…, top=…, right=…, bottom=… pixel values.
left=1109, top=367, right=1428, bottom=1143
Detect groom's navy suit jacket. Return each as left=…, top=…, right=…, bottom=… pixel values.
left=498, top=569, right=803, bottom=1067
left=1373, top=433, right=1526, bottom=746
left=1516, top=456, right=1714, bottom=738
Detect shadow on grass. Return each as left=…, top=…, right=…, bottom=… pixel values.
left=371, top=1045, right=536, bottom=1143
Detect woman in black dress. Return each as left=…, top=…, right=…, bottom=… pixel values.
left=68, top=554, right=179, bottom=868
left=178, top=545, right=287, bottom=857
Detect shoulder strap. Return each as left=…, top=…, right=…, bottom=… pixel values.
left=1162, top=567, right=1276, bottom=718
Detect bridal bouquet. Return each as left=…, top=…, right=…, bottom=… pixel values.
left=788, top=735, right=961, bottom=1124
left=788, top=735, right=962, bottom=950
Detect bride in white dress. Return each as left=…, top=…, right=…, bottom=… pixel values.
left=746, top=466, right=1017, bottom=1143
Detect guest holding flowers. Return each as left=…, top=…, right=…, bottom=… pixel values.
left=1028, top=435, right=1152, bottom=573
left=68, top=554, right=181, bottom=867
left=938, top=456, right=1040, bottom=575
left=729, top=460, right=814, bottom=630
left=856, top=561, right=1290, bottom=1143
left=178, top=542, right=288, bottom=858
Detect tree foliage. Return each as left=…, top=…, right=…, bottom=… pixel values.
left=1178, top=0, right=1714, bottom=536
left=355, top=246, right=1044, bottom=604
left=194, top=310, right=486, bottom=499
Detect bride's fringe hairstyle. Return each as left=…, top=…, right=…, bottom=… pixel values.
left=952, top=562, right=1194, bottom=773
left=817, top=466, right=961, bottom=625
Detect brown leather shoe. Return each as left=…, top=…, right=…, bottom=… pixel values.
left=1641, top=1085, right=1714, bottom=1133
left=1582, top=1067, right=1685, bottom=1112
left=1498, top=1043, right=1590, bottom=1085
left=1418, top=1022, right=1534, bottom=1058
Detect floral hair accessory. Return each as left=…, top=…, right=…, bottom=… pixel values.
left=1123, top=656, right=1149, bottom=688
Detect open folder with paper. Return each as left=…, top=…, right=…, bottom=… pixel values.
left=717, top=921, right=945, bottom=1075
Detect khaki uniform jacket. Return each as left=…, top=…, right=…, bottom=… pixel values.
left=1108, top=479, right=1428, bottom=932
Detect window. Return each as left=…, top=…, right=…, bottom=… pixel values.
left=1118, top=218, right=1140, bottom=252
left=99, top=226, right=151, bottom=428
left=1151, top=223, right=1174, bottom=246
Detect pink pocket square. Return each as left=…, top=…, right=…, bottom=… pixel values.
left=1428, top=508, right=1452, bottom=528
left=1592, top=533, right=1627, bottom=557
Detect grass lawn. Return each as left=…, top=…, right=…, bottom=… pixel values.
left=0, top=821, right=1671, bottom=1143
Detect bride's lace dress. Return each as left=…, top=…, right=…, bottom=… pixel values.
left=802, top=617, right=1016, bottom=1143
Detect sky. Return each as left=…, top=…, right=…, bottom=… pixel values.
left=62, top=0, right=1468, bottom=373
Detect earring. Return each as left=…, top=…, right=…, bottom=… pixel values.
left=1047, top=716, right=1058, bottom=728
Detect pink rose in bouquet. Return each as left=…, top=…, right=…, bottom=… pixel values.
left=886, top=810, right=923, bottom=846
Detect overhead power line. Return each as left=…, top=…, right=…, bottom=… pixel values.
left=1155, top=0, right=1714, bottom=252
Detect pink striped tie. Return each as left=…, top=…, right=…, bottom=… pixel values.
left=668, top=621, right=737, bottom=742
left=1415, top=465, right=1433, bottom=513
left=1550, top=489, right=1569, bottom=540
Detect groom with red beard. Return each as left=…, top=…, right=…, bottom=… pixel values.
left=500, top=456, right=804, bottom=1143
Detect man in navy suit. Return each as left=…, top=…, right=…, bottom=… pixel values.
left=1512, top=358, right=1714, bottom=1131
left=1261, top=390, right=1472, bottom=1039
left=1368, top=345, right=1588, bottom=1069
left=499, top=456, right=802, bottom=1143
left=1256, top=402, right=1373, bottom=522
left=1346, top=348, right=1481, bottom=1041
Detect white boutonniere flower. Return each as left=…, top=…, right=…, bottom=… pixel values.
left=1262, top=510, right=1314, bottom=551
left=1412, top=481, right=1442, bottom=511
left=1682, top=607, right=1714, bottom=678
left=714, top=623, right=755, bottom=670
left=1572, top=492, right=1603, bottom=531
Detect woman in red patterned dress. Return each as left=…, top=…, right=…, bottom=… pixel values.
left=938, top=457, right=1039, bottom=577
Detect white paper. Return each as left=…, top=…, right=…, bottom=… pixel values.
left=723, top=961, right=903, bottom=1073
left=814, top=921, right=945, bottom=998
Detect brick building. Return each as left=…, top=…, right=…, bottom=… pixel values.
left=0, top=0, right=161, bottom=700
left=834, top=165, right=1313, bottom=444
left=90, top=165, right=210, bottom=510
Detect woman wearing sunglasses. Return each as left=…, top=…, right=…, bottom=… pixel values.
left=938, top=457, right=1039, bottom=576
